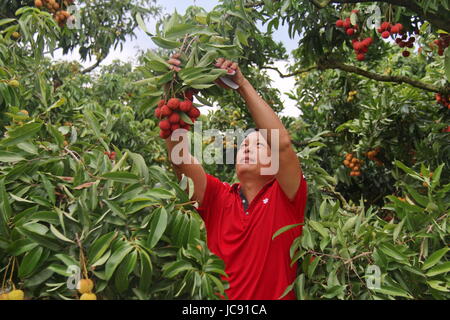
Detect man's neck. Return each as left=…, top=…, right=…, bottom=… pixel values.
left=240, top=176, right=274, bottom=204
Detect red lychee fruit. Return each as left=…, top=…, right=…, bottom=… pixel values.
left=168, top=112, right=180, bottom=124
left=154, top=107, right=161, bottom=118
left=336, top=20, right=344, bottom=28
left=346, top=28, right=355, bottom=36
left=159, top=130, right=171, bottom=139
left=157, top=99, right=166, bottom=108
left=402, top=50, right=410, bottom=57
left=381, top=31, right=390, bottom=39
left=179, top=100, right=193, bottom=113
left=159, top=119, right=171, bottom=130
left=167, top=98, right=180, bottom=110
left=356, top=53, right=365, bottom=61
left=188, top=107, right=200, bottom=118
left=161, top=105, right=172, bottom=117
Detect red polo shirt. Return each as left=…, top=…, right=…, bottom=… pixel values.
left=196, top=173, right=308, bottom=300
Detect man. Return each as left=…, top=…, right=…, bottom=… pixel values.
left=165, top=55, right=308, bottom=300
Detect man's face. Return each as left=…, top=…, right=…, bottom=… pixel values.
left=235, top=131, right=273, bottom=177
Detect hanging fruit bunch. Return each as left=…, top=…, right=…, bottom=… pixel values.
left=335, top=10, right=374, bottom=61
left=343, top=153, right=363, bottom=177
left=365, top=147, right=384, bottom=167
left=34, top=0, right=75, bottom=27
left=134, top=11, right=243, bottom=139
left=435, top=93, right=450, bottom=110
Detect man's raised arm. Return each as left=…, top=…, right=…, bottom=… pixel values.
left=215, top=58, right=302, bottom=201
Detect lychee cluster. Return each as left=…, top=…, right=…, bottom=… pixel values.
left=442, top=125, right=450, bottom=133
left=433, top=34, right=450, bottom=56
left=34, top=0, right=75, bottom=27
left=351, top=37, right=373, bottom=61
left=335, top=16, right=358, bottom=37
left=343, top=153, right=362, bottom=176
left=435, top=93, right=450, bottom=109
left=365, top=147, right=383, bottom=166
left=0, top=289, right=24, bottom=300
left=155, top=92, right=200, bottom=139
left=377, top=22, right=414, bottom=57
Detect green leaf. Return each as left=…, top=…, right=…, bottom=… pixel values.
left=308, top=220, right=329, bottom=238
left=0, top=151, right=25, bottom=162
left=445, top=47, right=450, bottom=82
left=0, top=123, right=42, bottom=146
left=49, top=225, right=74, bottom=243
left=139, top=250, right=153, bottom=291
left=151, top=36, right=181, bottom=49
left=105, top=241, right=133, bottom=280
left=147, top=188, right=175, bottom=200
left=422, top=247, right=449, bottom=270
left=114, top=250, right=138, bottom=293
left=45, top=97, right=66, bottom=113
left=18, top=246, right=43, bottom=279
left=147, top=207, right=168, bottom=249
left=272, top=223, right=303, bottom=240
left=426, top=261, right=450, bottom=277
left=379, top=243, right=410, bottom=265
left=342, top=215, right=358, bottom=232
left=163, top=260, right=194, bottom=278
left=374, top=285, right=413, bottom=299
left=102, top=172, right=140, bottom=184
left=393, top=219, right=405, bottom=242
left=136, top=13, right=152, bottom=36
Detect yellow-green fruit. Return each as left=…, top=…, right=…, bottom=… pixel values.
left=80, top=293, right=97, bottom=300
left=78, top=278, right=94, bottom=294
left=8, top=80, right=20, bottom=87
left=0, top=293, right=9, bottom=300
left=12, top=32, right=20, bottom=39
left=8, top=290, right=24, bottom=300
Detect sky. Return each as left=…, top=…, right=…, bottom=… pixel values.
left=52, top=0, right=301, bottom=116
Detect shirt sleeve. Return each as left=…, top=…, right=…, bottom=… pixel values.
left=277, top=174, right=308, bottom=222
left=195, top=174, right=227, bottom=223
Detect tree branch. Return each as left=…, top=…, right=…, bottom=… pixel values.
left=318, top=57, right=449, bottom=94
left=261, top=59, right=448, bottom=94
left=81, top=56, right=106, bottom=74
left=260, top=65, right=317, bottom=78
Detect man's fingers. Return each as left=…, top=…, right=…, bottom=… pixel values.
left=230, top=62, right=238, bottom=70
left=168, top=58, right=181, bottom=66
left=221, top=60, right=233, bottom=70
left=215, top=57, right=225, bottom=67
left=172, top=52, right=181, bottom=59
left=169, top=65, right=181, bottom=72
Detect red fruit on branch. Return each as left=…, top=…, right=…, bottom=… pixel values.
left=154, top=107, right=161, bottom=118
left=402, top=50, right=410, bottom=57
left=179, top=100, right=193, bottom=113
left=381, top=31, right=390, bottom=39
left=167, top=98, right=180, bottom=110
left=381, top=22, right=391, bottom=31
left=346, top=28, right=355, bottom=36
left=399, top=41, right=407, bottom=48
left=184, top=90, right=194, bottom=101
left=159, top=130, right=171, bottom=139
left=171, top=124, right=180, bottom=131
left=336, top=19, right=344, bottom=28
left=157, top=99, right=166, bottom=108
left=168, top=112, right=180, bottom=124
left=363, top=37, right=373, bottom=46
left=181, top=124, right=191, bottom=131
left=161, top=105, right=172, bottom=117
left=188, top=107, right=200, bottom=118
left=159, top=119, right=171, bottom=130
left=343, top=18, right=351, bottom=29
left=356, top=53, right=365, bottom=61
left=109, top=152, right=116, bottom=160
left=390, top=26, right=399, bottom=34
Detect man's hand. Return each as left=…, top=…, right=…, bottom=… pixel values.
left=167, top=53, right=246, bottom=90
left=214, top=58, right=247, bottom=89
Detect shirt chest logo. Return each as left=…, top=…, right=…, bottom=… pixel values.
left=262, top=198, right=269, bottom=205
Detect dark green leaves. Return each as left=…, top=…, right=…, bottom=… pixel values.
left=0, top=123, right=42, bottom=146
left=146, top=207, right=168, bottom=249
